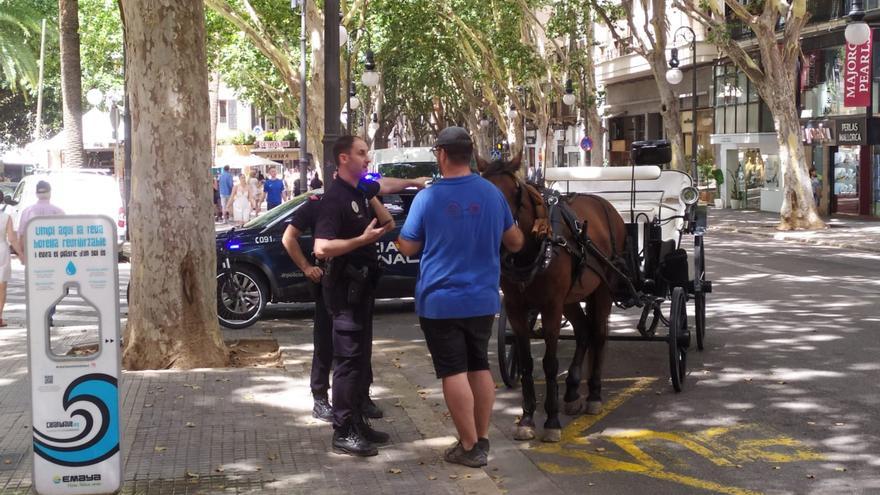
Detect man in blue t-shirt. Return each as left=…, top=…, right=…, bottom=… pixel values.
left=263, top=166, right=285, bottom=210
left=397, top=127, right=524, bottom=468
left=219, top=165, right=234, bottom=222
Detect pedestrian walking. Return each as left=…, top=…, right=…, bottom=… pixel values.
left=397, top=127, right=524, bottom=468
left=810, top=168, right=821, bottom=207
left=0, top=191, right=22, bottom=327
left=219, top=166, right=234, bottom=223
left=264, top=167, right=285, bottom=211
left=313, top=135, right=394, bottom=457
left=212, top=176, right=222, bottom=221
left=18, top=181, right=66, bottom=326
left=227, top=173, right=253, bottom=227
left=248, top=171, right=260, bottom=215
left=283, top=173, right=430, bottom=424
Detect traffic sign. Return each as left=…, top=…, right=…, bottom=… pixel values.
left=490, top=150, right=502, bottom=160
left=580, top=136, right=593, bottom=151
left=26, top=215, right=122, bottom=495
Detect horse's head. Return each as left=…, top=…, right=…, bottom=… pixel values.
left=477, top=152, right=523, bottom=214
left=477, top=152, right=551, bottom=239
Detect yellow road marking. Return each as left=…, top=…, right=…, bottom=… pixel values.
left=514, top=377, right=825, bottom=495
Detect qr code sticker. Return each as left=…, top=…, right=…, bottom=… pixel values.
left=44, top=375, right=53, bottom=385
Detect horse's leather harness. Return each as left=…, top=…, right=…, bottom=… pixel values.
left=500, top=174, right=638, bottom=302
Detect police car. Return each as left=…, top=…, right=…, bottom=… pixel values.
left=216, top=189, right=421, bottom=329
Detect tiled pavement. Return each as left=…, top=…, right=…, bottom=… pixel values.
left=0, top=261, right=496, bottom=495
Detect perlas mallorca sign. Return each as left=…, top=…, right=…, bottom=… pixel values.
left=844, top=31, right=873, bottom=107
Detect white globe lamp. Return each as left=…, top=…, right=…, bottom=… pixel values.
left=339, top=25, right=349, bottom=47
left=349, top=95, right=361, bottom=111
left=845, top=22, right=871, bottom=45
left=666, top=67, right=684, bottom=85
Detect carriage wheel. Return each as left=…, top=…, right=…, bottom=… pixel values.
left=694, top=235, right=707, bottom=351
left=668, top=287, right=690, bottom=393
left=497, top=306, right=520, bottom=388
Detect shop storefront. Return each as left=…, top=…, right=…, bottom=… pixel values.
left=800, top=30, right=880, bottom=217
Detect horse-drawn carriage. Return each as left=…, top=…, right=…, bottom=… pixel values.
left=480, top=140, right=711, bottom=442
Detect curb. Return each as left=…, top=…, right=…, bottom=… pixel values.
left=711, top=225, right=880, bottom=254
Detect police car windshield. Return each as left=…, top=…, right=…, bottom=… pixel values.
left=243, top=191, right=314, bottom=229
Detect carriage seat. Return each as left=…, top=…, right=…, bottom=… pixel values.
left=545, top=166, right=693, bottom=242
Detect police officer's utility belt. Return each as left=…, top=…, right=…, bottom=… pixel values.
left=324, top=256, right=380, bottom=305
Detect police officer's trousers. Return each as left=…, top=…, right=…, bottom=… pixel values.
left=310, top=288, right=333, bottom=399
left=327, top=286, right=375, bottom=429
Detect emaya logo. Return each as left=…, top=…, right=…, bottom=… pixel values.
left=66, top=261, right=77, bottom=276
left=33, top=374, right=119, bottom=467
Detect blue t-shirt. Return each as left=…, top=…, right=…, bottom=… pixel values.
left=219, top=172, right=234, bottom=196
left=400, top=174, right=514, bottom=319
left=264, top=178, right=285, bottom=205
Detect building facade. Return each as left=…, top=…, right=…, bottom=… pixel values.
left=711, top=0, right=880, bottom=217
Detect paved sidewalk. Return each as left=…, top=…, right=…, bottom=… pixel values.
left=0, top=263, right=498, bottom=495
left=709, top=207, right=880, bottom=253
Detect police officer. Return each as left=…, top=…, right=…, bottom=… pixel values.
left=283, top=171, right=429, bottom=424
left=313, top=135, right=395, bottom=457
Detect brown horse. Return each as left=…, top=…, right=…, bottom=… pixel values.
left=478, top=154, right=627, bottom=442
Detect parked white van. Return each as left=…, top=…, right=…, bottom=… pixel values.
left=3, top=169, right=127, bottom=248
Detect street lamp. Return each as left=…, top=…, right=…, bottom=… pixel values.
left=846, top=0, right=871, bottom=45
left=292, top=0, right=309, bottom=193
left=562, top=79, right=576, bottom=107
left=339, top=24, right=349, bottom=47
left=349, top=83, right=361, bottom=111
left=362, top=50, right=380, bottom=88
left=479, top=114, right=490, bottom=128
left=508, top=105, right=517, bottom=121
left=666, top=25, right=698, bottom=183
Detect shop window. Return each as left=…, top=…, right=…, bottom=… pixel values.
left=725, top=107, right=736, bottom=135
left=715, top=107, right=725, bottom=134
left=747, top=103, right=759, bottom=132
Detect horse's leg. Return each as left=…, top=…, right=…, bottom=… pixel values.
left=540, top=305, right=564, bottom=443
left=562, top=302, right=589, bottom=416
left=585, top=288, right=612, bottom=415
left=509, top=306, right=537, bottom=441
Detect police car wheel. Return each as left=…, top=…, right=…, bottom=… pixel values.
left=217, top=265, right=268, bottom=329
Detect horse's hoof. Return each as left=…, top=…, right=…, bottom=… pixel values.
left=514, top=425, right=536, bottom=441
left=586, top=401, right=602, bottom=415
left=563, top=399, right=584, bottom=416
left=542, top=428, right=562, bottom=443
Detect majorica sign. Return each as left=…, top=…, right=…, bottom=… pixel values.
left=844, top=31, right=873, bottom=108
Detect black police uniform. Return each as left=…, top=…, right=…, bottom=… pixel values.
left=289, top=196, right=333, bottom=400
left=314, top=177, right=380, bottom=430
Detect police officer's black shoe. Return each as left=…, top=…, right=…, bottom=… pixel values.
left=332, top=424, right=378, bottom=457
left=357, top=418, right=390, bottom=445
left=362, top=397, right=383, bottom=419
left=312, top=397, right=332, bottom=422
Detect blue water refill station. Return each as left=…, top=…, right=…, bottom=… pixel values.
left=25, top=215, right=122, bottom=495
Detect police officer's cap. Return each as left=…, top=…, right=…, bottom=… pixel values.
left=433, top=126, right=473, bottom=150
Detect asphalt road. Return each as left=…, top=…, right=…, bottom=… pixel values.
left=261, top=230, right=880, bottom=494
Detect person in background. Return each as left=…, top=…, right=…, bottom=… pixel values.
left=397, top=127, right=524, bottom=468
left=219, top=165, right=234, bottom=223
left=212, top=176, right=222, bottom=221
left=0, top=191, right=22, bottom=327
left=248, top=171, right=260, bottom=216
left=18, top=181, right=65, bottom=327
left=264, top=167, right=285, bottom=210
left=810, top=168, right=821, bottom=208
left=227, top=174, right=254, bottom=227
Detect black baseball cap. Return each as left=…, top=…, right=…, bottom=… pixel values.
left=36, top=180, right=51, bottom=194
left=432, top=126, right=473, bottom=149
